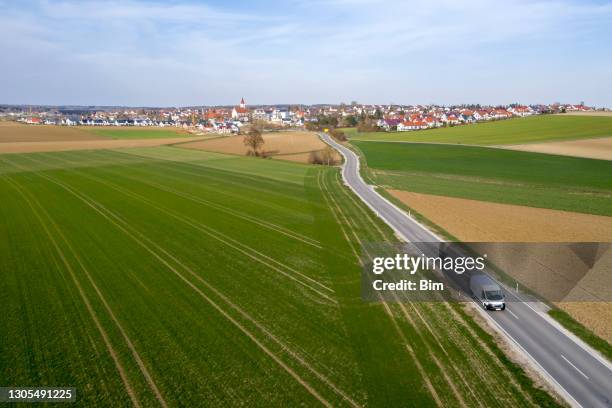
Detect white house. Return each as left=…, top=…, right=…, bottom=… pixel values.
left=397, top=121, right=428, bottom=131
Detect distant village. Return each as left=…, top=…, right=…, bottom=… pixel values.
left=0, top=99, right=603, bottom=135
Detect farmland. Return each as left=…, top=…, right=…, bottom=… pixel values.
left=182, top=131, right=340, bottom=163
left=508, top=136, right=612, bottom=160
left=0, top=122, right=201, bottom=154
left=0, top=137, right=208, bottom=155
left=84, top=127, right=188, bottom=139
left=0, top=147, right=557, bottom=406
left=563, top=111, right=612, bottom=117
left=386, top=190, right=612, bottom=243
left=0, top=122, right=102, bottom=143
left=348, top=115, right=612, bottom=145
left=354, top=139, right=612, bottom=347
left=0, top=122, right=189, bottom=143
left=386, top=190, right=612, bottom=342
left=353, top=140, right=612, bottom=216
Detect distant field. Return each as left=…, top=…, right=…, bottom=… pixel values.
left=85, top=127, right=188, bottom=139
left=0, top=147, right=554, bottom=406
left=508, top=136, right=612, bottom=161
left=181, top=131, right=339, bottom=163
left=563, top=111, right=612, bottom=117
left=0, top=137, right=208, bottom=155
left=0, top=122, right=101, bottom=143
left=0, top=123, right=192, bottom=151
left=348, top=115, right=612, bottom=145
left=353, top=140, right=612, bottom=216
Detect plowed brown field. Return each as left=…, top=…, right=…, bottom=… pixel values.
left=181, top=131, right=339, bottom=163
left=388, top=190, right=612, bottom=242
left=0, top=122, right=101, bottom=142
left=563, top=111, right=612, bottom=117
left=388, top=189, right=612, bottom=342
left=508, top=136, right=612, bottom=160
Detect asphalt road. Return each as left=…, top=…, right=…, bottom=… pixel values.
left=321, top=133, right=612, bottom=408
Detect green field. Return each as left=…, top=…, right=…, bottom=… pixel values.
left=86, top=127, right=188, bottom=139
left=353, top=141, right=612, bottom=216
left=0, top=147, right=557, bottom=406
left=348, top=115, right=612, bottom=145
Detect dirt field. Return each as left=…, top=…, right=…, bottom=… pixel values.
left=388, top=190, right=612, bottom=242
left=0, top=122, right=102, bottom=142
left=271, top=152, right=315, bottom=163
left=508, top=136, right=612, bottom=160
left=181, top=131, right=340, bottom=163
left=557, top=302, right=612, bottom=343
left=0, top=137, right=207, bottom=154
left=563, top=111, right=612, bottom=117
left=388, top=189, right=612, bottom=341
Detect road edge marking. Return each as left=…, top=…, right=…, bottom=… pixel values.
left=561, top=355, right=590, bottom=380
left=473, top=306, right=583, bottom=408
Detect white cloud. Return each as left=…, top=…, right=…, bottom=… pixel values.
left=1, top=0, right=611, bottom=106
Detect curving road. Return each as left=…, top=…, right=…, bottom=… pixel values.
left=321, top=133, right=612, bottom=408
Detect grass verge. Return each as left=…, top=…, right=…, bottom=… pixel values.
left=548, top=309, right=612, bottom=361
left=454, top=304, right=563, bottom=407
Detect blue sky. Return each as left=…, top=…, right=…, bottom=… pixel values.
left=1, top=0, right=611, bottom=106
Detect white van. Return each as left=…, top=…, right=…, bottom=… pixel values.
left=470, top=275, right=505, bottom=311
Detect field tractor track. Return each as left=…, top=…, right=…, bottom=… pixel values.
left=6, top=156, right=360, bottom=408
left=29, top=153, right=334, bottom=303
left=336, top=171, right=479, bottom=407
left=317, top=170, right=443, bottom=406
left=72, top=153, right=320, bottom=248
left=1, top=176, right=145, bottom=408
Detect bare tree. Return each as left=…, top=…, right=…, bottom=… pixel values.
left=243, top=128, right=265, bottom=156
left=320, top=146, right=336, bottom=165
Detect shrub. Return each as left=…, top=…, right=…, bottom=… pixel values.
left=329, top=128, right=346, bottom=141
left=308, top=147, right=339, bottom=165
